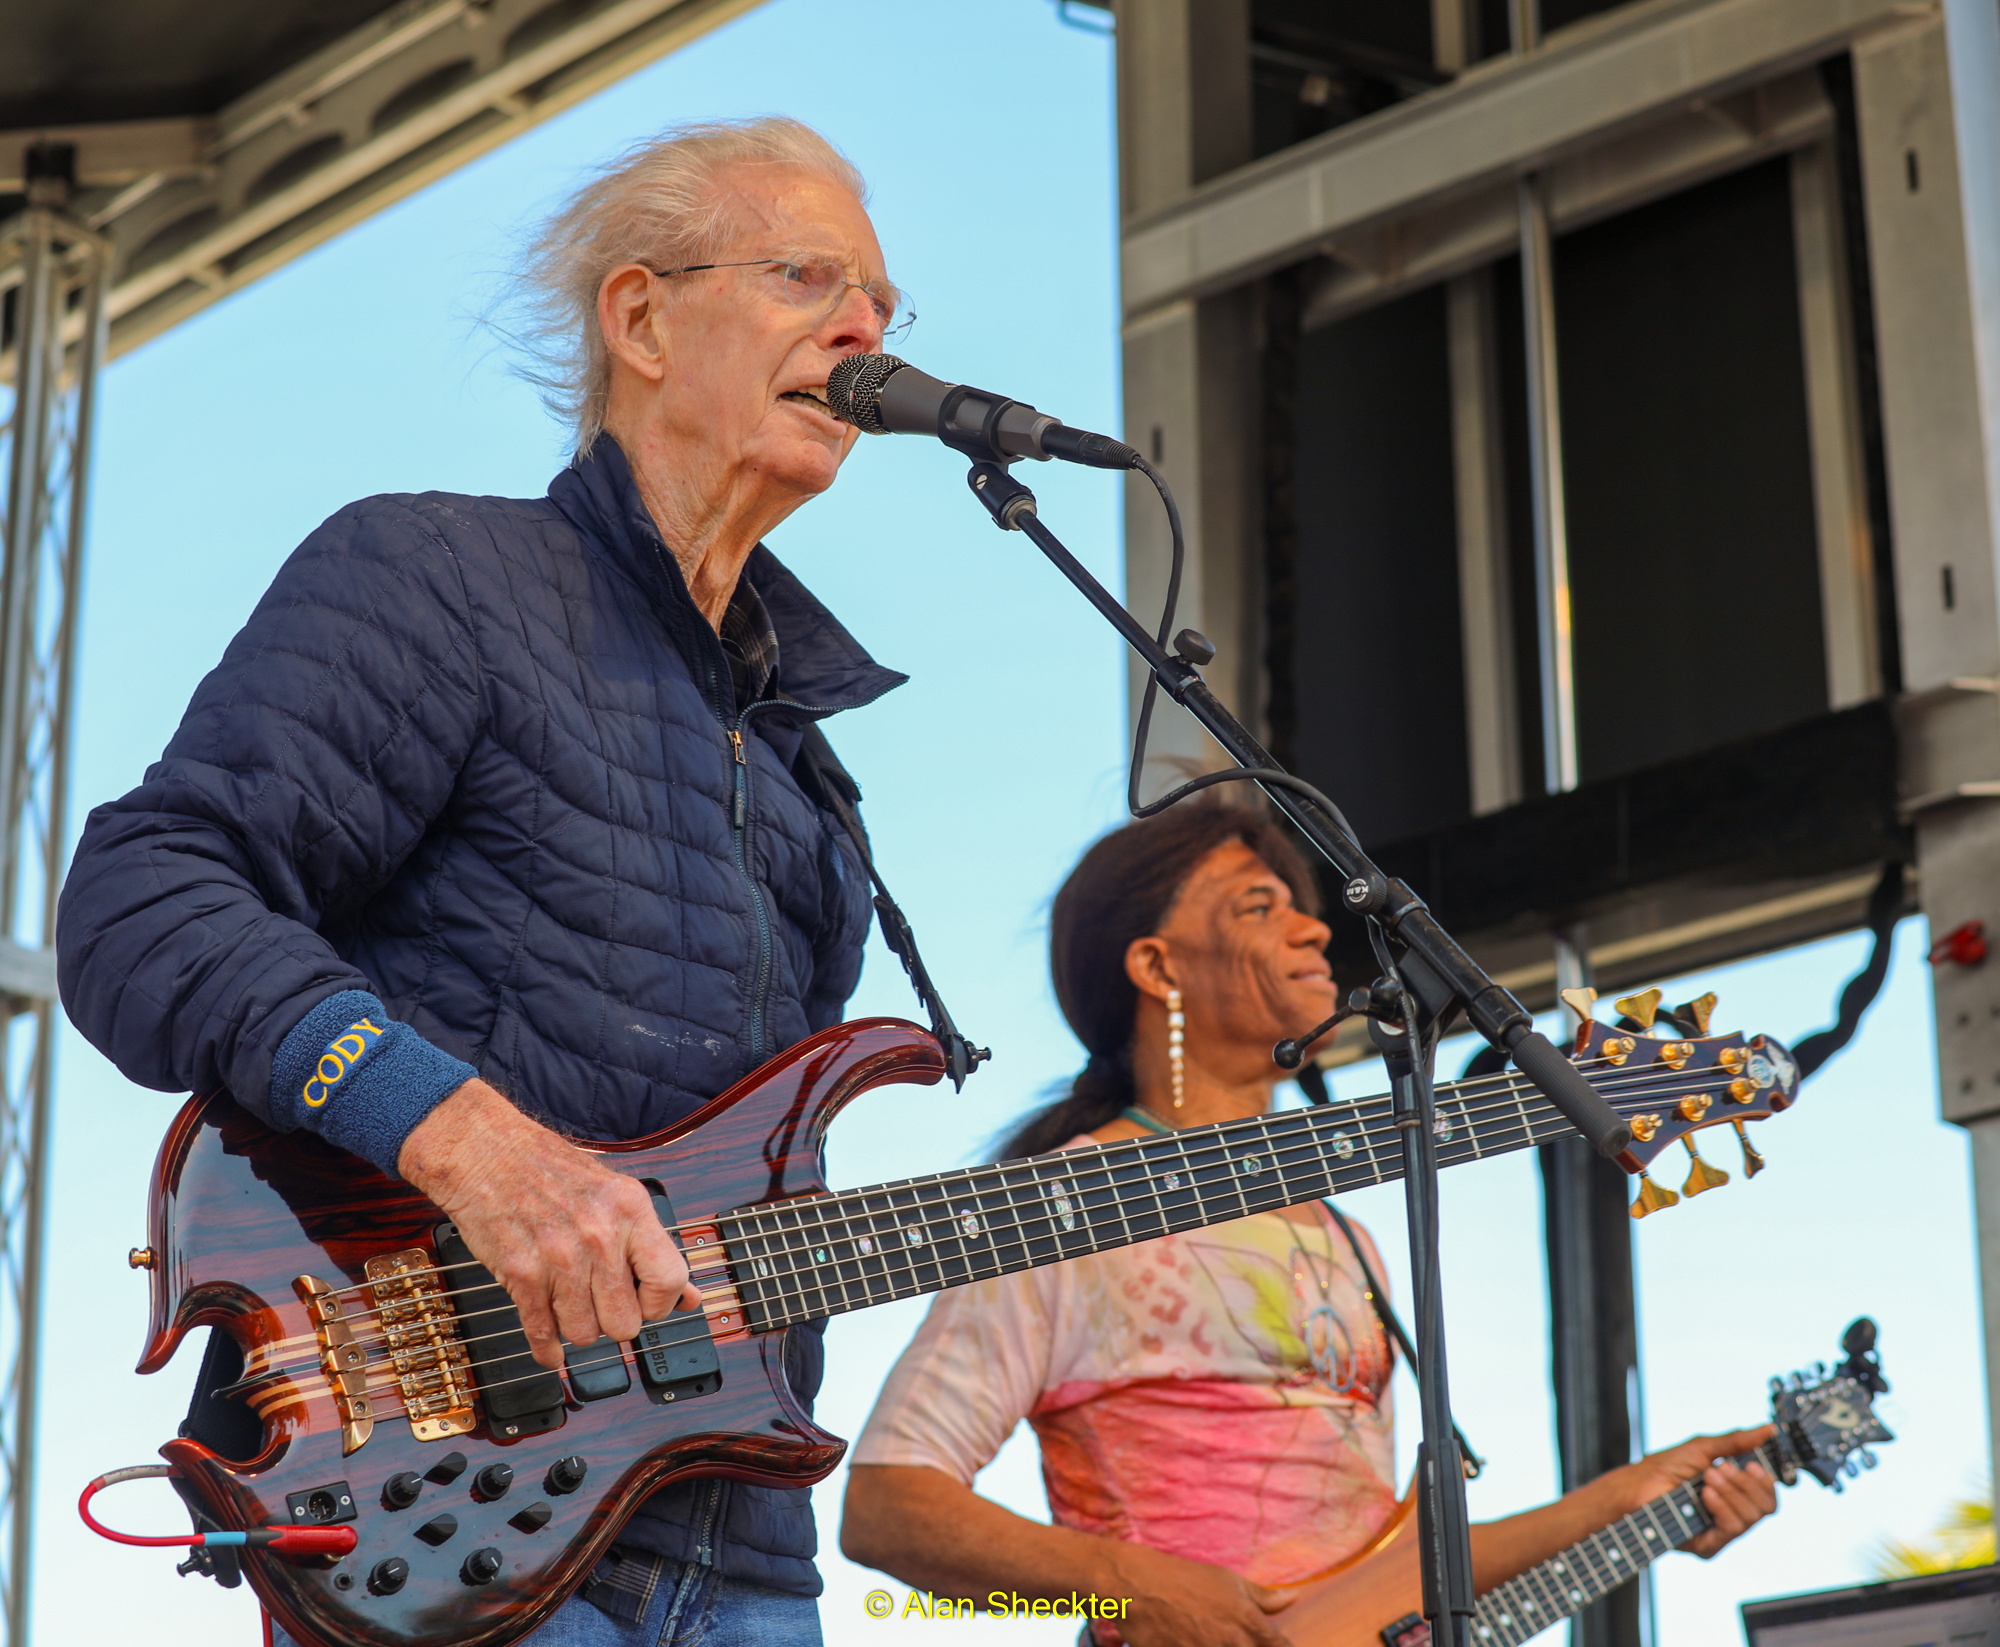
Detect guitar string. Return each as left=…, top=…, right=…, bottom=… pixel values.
left=290, top=1043, right=1682, bottom=1302
left=265, top=1099, right=1715, bottom=1418
left=253, top=1044, right=1776, bottom=1391
left=1488, top=1439, right=1785, bottom=1633
left=300, top=1100, right=1631, bottom=1422
left=296, top=1047, right=1753, bottom=1307
left=278, top=1054, right=1727, bottom=1357
left=721, top=1079, right=1754, bottom=1329
left=244, top=1059, right=1763, bottom=1384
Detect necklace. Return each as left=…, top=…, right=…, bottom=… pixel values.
left=1119, top=1104, right=1175, bottom=1135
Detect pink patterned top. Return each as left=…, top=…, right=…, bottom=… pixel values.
left=852, top=1137, right=1400, bottom=1595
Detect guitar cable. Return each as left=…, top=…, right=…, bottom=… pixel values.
left=78, top=1464, right=358, bottom=1557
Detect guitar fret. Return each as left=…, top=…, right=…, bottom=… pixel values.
left=1480, top=1567, right=1536, bottom=1647
left=1475, top=1575, right=1532, bottom=1646
left=724, top=1046, right=1761, bottom=1329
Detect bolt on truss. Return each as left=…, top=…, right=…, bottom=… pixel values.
left=0, top=159, right=109, bottom=1647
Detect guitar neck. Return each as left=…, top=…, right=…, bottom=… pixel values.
left=719, top=1054, right=1728, bottom=1334
left=1469, top=1439, right=1787, bottom=1646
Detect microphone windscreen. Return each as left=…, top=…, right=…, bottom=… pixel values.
left=826, top=353, right=909, bottom=434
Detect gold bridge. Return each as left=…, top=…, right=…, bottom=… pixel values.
left=365, top=1247, right=478, bottom=1443
left=296, top=1275, right=375, bottom=1455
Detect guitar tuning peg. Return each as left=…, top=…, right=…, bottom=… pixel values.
left=1629, top=1170, right=1680, bottom=1219
left=1674, top=992, right=1718, bottom=1036
left=1831, top=1475, right=1845, bottom=1494
left=1859, top=1449, right=1879, bottom=1470
left=1614, top=987, right=1663, bottom=1031
left=1559, top=986, right=1599, bottom=1026
left=1680, top=1135, right=1730, bottom=1197
left=1843, top=1457, right=1861, bottom=1478
left=1815, top=1361, right=1828, bottom=1379
left=1731, top=1119, right=1766, bottom=1178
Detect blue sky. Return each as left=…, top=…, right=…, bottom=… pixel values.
left=34, top=2, right=1983, bottom=1643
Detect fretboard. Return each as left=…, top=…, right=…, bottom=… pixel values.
left=719, top=1053, right=1734, bottom=1334
left=1468, top=1439, right=1785, bottom=1646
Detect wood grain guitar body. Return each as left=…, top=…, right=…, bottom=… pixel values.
left=141, top=1019, right=945, bottom=1647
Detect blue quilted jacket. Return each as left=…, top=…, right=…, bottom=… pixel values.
left=57, top=436, right=903, bottom=1594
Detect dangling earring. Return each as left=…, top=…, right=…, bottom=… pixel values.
left=1167, top=988, right=1186, bottom=1109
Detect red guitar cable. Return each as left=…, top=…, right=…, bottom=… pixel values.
left=78, top=1465, right=358, bottom=1557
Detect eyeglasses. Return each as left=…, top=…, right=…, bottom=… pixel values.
left=653, top=256, right=915, bottom=342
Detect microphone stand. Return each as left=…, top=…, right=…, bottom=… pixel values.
left=962, top=456, right=1631, bottom=1647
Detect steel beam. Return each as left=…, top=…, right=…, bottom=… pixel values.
left=1121, top=0, right=1914, bottom=322
left=0, top=0, right=766, bottom=363
left=0, top=147, right=106, bottom=1647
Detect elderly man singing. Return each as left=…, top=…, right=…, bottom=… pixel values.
left=59, top=118, right=905, bottom=1645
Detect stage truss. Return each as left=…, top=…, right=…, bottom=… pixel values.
left=0, top=158, right=107, bottom=1647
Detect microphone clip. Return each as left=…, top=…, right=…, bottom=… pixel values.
left=967, top=461, right=1038, bottom=532
left=1272, top=978, right=1412, bottom=1071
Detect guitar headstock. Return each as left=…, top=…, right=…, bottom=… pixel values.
left=1766, top=1317, right=1895, bottom=1490
left=1557, top=986, right=1799, bottom=1219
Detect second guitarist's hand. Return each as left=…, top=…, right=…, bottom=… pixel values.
left=398, top=1078, right=704, bottom=1369
left=1615, top=1426, right=1780, bottom=1557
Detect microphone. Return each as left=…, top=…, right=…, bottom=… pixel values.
left=826, top=354, right=1142, bottom=470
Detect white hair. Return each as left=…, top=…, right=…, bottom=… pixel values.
left=512, top=116, right=869, bottom=455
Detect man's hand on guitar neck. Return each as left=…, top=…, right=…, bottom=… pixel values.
left=1615, top=1425, right=1780, bottom=1558
left=398, top=1078, right=704, bottom=1369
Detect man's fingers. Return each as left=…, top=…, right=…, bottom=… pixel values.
left=549, top=1262, right=608, bottom=1356
left=511, top=1287, right=567, bottom=1371
left=629, top=1219, right=694, bottom=1322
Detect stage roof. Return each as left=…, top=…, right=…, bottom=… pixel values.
left=0, top=0, right=762, bottom=357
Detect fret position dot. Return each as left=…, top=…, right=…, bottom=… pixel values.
left=1331, top=1132, right=1354, bottom=1159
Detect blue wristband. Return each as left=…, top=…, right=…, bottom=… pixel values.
left=270, top=990, right=476, bottom=1178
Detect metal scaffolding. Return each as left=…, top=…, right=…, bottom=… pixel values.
left=0, top=145, right=108, bottom=1647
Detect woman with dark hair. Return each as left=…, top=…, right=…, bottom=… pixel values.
left=839, top=805, right=1777, bottom=1647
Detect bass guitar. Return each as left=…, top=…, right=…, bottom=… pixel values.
left=124, top=998, right=1798, bottom=1646
left=1279, top=1318, right=1894, bottom=1646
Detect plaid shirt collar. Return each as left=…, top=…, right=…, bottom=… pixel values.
left=719, top=574, right=779, bottom=711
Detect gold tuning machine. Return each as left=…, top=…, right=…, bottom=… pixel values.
left=1731, top=1119, right=1766, bottom=1179
left=1680, top=1134, right=1730, bottom=1197
left=1674, top=992, right=1718, bottom=1036
left=1614, top=987, right=1663, bottom=1031
left=1630, top=1171, right=1680, bottom=1219
left=1559, top=986, right=1598, bottom=1026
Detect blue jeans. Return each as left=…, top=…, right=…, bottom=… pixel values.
left=272, top=1562, right=822, bottom=1647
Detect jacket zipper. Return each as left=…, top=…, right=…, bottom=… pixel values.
left=712, top=666, right=894, bottom=1065
left=726, top=718, right=774, bottom=1060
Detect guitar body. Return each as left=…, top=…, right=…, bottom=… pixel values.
left=139, top=1018, right=945, bottom=1647
left=1276, top=1494, right=1427, bottom=1647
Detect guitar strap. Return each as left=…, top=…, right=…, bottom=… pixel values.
left=790, top=721, right=988, bottom=1089
left=1322, top=1200, right=1485, bottom=1480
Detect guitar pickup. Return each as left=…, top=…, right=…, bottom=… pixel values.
left=636, top=1188, right=721, bottom=1404
left=433, top=1224, right=566, bottom=1438
left=635, top=1318, right=720, bottom=1402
